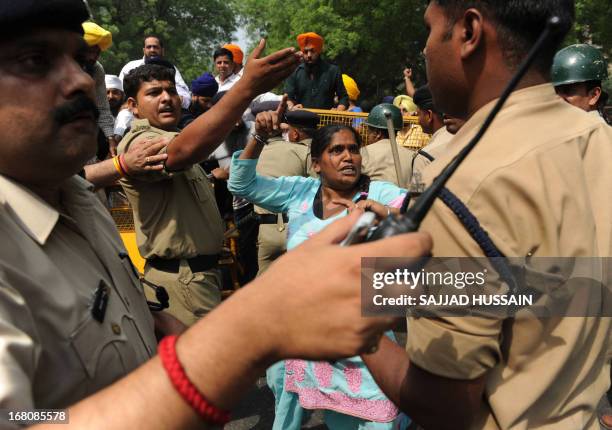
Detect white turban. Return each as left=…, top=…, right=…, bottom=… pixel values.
left=105, top=74, right=123, bottom=92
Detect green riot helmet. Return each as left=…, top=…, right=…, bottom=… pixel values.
left=365, top=103, right=403, bottom=130
left=551, top=44, right=608, bottom=87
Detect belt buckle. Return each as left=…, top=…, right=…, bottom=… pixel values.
left=277, top=213, right=285, bottom=232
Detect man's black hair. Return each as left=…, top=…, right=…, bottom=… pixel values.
left=368, top=127, right=390, bottom=140
left=213, top=47, right=234, bottom=62
left=413, top=84, right=442, bottom=113
left=296, top=127, right=318, bottom=139
left=143, top=34, right=164, bottom=48
left=123, top=64, right=176, bottom=99
left=431, top=0, right=574, bottom=74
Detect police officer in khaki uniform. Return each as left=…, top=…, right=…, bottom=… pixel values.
left=117, top=57, right=314, bottom=326
left=361, top=2, right=612, bottom=429
left=253, top=108, right=318, bottom=274
left=410, top=84, right=464, bottom=186
left=119, top=127, right=223, bottom=326
left=361, top=103, right=415, bottom=188
left=552, top=44, right=609, bottom=123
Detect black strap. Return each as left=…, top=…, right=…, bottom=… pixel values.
left=438, top=187, right=517, bottom=292
left=406, top=149, right=516, bottom=290
left=258, top=213, right=289, bottom=224
left=417, top=149, right=434, bottom=161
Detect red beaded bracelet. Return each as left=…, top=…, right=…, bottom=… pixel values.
left=158, top=335, right=231, bottom=425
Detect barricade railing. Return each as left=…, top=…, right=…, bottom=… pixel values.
left=305, top=109, right=430, bottom=149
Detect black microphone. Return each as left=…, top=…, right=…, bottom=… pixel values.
left=366, top=16, right=563, bottom=242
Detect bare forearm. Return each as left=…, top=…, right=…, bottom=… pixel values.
left=32, top=287, right=272, bottom=430
left=405, top=78, right=416, bottom=98
left=362, top=338, right=486, bottom=430
left=361, top=337, right=410, bottom=406
left=165, top=79, right=257, bottom=170
left=83, top=159, right=120, bottom=189
left=239, top=138, right=265, bottom=160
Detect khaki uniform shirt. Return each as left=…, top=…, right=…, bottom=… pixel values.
left=410, top=126, right=454, bottom=182
left=254, top=137, right=312, bottom=216
left=0, top=175, right=156, bottom=427
left=406, top=84, right=612, bottom=429
left=361, top=138, right=414, bottom=187
left=117, top=119, right=224, bottom=259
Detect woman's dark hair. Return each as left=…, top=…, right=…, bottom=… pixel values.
left=311, top=125, right=362, bottom=159
left=123, top=64, right=176, bottom=99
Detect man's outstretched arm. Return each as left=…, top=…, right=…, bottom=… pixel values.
left=165, top=40, right=301, bottom=171
left=31, top=213, right=432, bottom=430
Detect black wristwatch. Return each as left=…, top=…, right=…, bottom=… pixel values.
left=252, top=133, right=269, bottom=145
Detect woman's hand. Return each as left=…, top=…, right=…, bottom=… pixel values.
left=211, top=166, right=229, bottom=181
left=332, top=198, right=394, bottom=219
left=254, top=94, right=288, bottom=139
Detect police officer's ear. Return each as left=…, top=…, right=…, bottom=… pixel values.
left=290, top=128, right=299, bottom=142
left=587, top=86, right=602, bottom=108
left=459, top=8, right=484, bottom=60
left=425, top=109, right=434, bottom=125
left=127, top=97, right=140, bottom=118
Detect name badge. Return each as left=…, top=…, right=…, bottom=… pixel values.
left=91, top=280, right=110, bottom=323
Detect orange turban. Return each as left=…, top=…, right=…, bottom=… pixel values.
left=297, top=32, right=324, bottom=53
left=223, top=44, right=244, bottom=65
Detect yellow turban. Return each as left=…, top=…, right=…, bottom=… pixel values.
left=223, top=44, right=244, bottom=64
left=342, top=74, right=360, bottom=101
left=297, top=32, right=324, bottom=53
left=393, top=95, right=417, bottom=114
left=82, top=22, right=112, bottom=51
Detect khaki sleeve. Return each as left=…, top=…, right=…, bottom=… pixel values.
left=117, top=130, right=181, bottom=183
left=0, top=281, right=38, bottom=423
left=407, top=316, right=502, bottom=379
left=405, top=169, right=516, bottom=379
left=411, top=153, right=430, bottom=181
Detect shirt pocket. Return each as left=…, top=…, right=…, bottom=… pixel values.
left=69, top=285, right=148, bottom=381
left=184, top=167, right=213, bottom=203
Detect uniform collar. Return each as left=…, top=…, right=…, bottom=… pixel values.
left=588, top=109, right=607, bottom=124
left=0, top=174, right=60, bottom=245
left=0, top=174, right=94, bottom=246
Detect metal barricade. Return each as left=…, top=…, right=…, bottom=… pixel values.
left=305, top=109, right=430, bottom=149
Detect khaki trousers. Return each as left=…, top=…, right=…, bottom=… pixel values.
left=144, top=260, right=222, bottom=327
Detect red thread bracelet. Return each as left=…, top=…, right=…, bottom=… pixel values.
left=158, top=335, right=231, bottom=424
left=118, top=153, right=130, bottom=177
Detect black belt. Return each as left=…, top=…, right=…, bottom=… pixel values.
left=147, top=254, right=219, bottom=273
left=258, top=213, right=288, bottom=224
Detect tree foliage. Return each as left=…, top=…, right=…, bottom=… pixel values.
left=236, top=0, right=429, bottom=106
left=570, top=0, right=612, bottom=91
left=236, top=0, right=611, bottom=103
left=87, top=0, right=237, bottom=81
